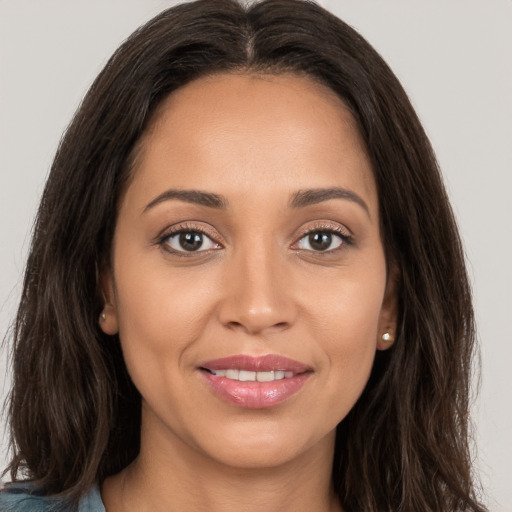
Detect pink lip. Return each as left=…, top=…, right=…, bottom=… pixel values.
left=199, top=355, right=312, bottom=409
left=200, top=354, right=310, bottom=373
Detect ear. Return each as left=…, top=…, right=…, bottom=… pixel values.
left=376, top=266, right=399, bottom=351
left=98, top=268, right=119, bottom=336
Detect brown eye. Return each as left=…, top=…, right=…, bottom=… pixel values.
left=297, top=231, right=343, bottom=252
left=309, top=232, right=332, bottom=251
left=179, top=232, right=203, bottom=251
left=165, top=231, right=219, bottom=252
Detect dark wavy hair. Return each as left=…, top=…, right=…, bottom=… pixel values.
left=4, top=0, right=485, bottom=510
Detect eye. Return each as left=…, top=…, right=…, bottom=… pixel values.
left=164, top=230, right=220, bottom=252
left=296, top=230, right=345, bottom=252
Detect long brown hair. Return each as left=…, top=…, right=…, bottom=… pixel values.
left=5, top=0, right=485, bottom=510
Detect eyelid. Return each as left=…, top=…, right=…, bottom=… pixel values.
left=154, top=220, right=352, bottom=256
left=155, top=221, right=223, bottom=254
left=294, top=220, right=352, bottom=239
left=291, top=220, right=353, bottom=251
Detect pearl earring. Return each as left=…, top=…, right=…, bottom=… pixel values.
left=381, top=332, right=393, bottom=343
left=100, top=311, right=106, bottom=322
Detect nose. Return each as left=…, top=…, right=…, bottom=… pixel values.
left=217, top=244, right=297, bottom=336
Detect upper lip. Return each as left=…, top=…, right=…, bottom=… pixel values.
left=199, top=354, right=311, bottom=373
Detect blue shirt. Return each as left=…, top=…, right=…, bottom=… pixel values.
left=0, top=483, right=105, bottom=511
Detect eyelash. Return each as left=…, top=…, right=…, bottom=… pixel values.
left=156, top=222, right=221, bottom=257
left=156, top=222, right=353, bottom=256
left=293, top=223, right=353, bottom=254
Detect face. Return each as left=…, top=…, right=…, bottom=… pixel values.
left=101, top=73, right=396, bottom=470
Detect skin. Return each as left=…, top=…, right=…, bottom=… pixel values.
left=100, top=73, right=396, bottom=512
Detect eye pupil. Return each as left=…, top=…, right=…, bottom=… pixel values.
left=179, top=232, right=203, bottom=251
left=309, top=232, right=332, bottom=251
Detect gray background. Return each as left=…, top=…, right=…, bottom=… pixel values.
left=1, top=1, right=510, bottom=510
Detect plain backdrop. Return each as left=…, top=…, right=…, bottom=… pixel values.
left=1, top=1, right=511, bottom=510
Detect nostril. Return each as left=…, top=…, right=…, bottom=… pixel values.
left=226, top=321, right=243, bottom=330
left=218, top=295, right=296, bottom=335
left=223, top=319, right=290, bottom=335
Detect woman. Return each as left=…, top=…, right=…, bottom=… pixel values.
left=1, top=0, right=486, bottom=510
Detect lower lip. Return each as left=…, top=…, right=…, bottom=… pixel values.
left=201, top=371, right=310, bottom=409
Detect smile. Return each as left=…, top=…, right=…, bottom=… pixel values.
left=199, top=355, right=312, bottom=409
left=205, top=369, right=295, bottom=381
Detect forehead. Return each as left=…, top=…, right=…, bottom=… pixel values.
left=127, top=72, right=376, bottom=211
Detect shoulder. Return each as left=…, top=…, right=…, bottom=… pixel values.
left=0, top=483, right=51, bottom=511
left=0, top=483, right=54, bottom=511
left=0, top=482, right=105, bottom=512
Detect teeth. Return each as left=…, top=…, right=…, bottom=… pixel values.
left=209, top=369, right=296, bottom=382
left=239, top=370, right=256, bottom=382
left=225, top=369, right=239, bottom=380
left=257, top=371, right=275, bottom=382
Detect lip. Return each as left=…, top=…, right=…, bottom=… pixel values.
left=200, top=354, right=311, bottom=373
left=199, top=355, right=312, bottom=409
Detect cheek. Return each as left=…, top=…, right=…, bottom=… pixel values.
left=111, top=248, right=221, bottom=387
left=302, top=264, right=386, bottom=404
left=303, top=257, right=386, bottom=340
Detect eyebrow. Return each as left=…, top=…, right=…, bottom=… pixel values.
left=143, top=189, right=227, bottom=212
left=143, top=186, right=370, bottom=216
left=290, top=187, right=370, bottom=216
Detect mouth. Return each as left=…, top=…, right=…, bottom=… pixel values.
left=198, top=355, right=312, bottom=409
left=201, top=368, right=296, bottom=382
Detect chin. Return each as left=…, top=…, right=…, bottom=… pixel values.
left=194, top=419, right=335, bottom=471
left=210, top=442, right=307, bottom=470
